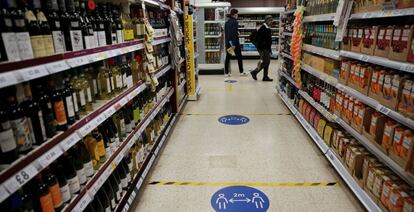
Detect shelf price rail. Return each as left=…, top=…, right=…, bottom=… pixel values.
left=65, top=88, right=174, bottom=212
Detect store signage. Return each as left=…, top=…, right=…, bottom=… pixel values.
left=184, top=15, right=196, bottom=97
left=211, top=186, right=269, bottom=212
left=224, top=79, right=237, bottom=83
left=218, top=115, right=250, bottom=125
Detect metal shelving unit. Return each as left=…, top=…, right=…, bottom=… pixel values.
left=302, top=44, right=341, bottom=60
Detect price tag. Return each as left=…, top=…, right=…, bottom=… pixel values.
left=104, top=166, right=113, bottom=177
left=121, top=47, right=129, bottom=54
left=107, top=50, right=117, bottom=58
left=94, top=114, right=107, bottom=126
left=327, top=151, right=335, bottom=161
left=78, top=121, right=97, bottom=137
left=143, top=167, right=149, bottom=178
left=37, top=146, right=64, bottom=168
left=376, top=104, right=391, bottom=115
left=128, top=196, right=133, bottom=205
left=131, top=190, right=136, bottom=199
left=4, top=164, right=38, bottom=193
left=60, top=133, right=81, bottom=151
left=86, top=55, right=95, bottom=63
left=98, top=52, right=106, bottom=60
left=75, top=192, right=92, bottom=212
left=110, top=162, right=117, bottom=171
left=0, top=185, right=9, bottom=203
left=19, top=65, right=49, bottom=81
left=115, top=153, right=123, bottom=164
left=104, top=106, right=116, bottom=118
left=0, top=72, right=18, bottom=89
left=401, top=64, right=414, bottom=73
left=45, top=61, right=70, bottom=74
left=336, top=84, right=345, bottom=91
left=137, top=178, right=143, bottom=190
left=360, top=54, right=369, bottom=62
left=154, top=146, right=159, bottom=155
left=149, top=155, right=155, bottom=167
left=67, top=57, right=87, bottom=68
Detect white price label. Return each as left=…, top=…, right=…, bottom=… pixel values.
left=94, top=114, right=107, bottom=126
left=336, top=84, right=345, bottom=91
left=107, top=50, right=117, bottom=58
left=149, top=155, right=155, bottom=167
left=67, top=57, right=87, bottom=68
left=19, top=65, right=49, bottom=81
left=115, top=153, right=123, bottom=164
left=128, top=196, right=133, bottom=205
left=37, top=146, right=63, bottom=168
left=143, top=167, right=149, bottom=178
left=328, top=151, right=335, bottom=161
left=90, top=53, right=101, bottom=62
left=86, top=55, right=95, bottom=63
left=45, top=61, right=70, bottom=74
left=376, top=105, right=391, bottom=115
left=105, top=166, right=113, bottom=177
left=363, top=12, right=373, bottom=18
left=121, top=47, right=129, bottom=54
left=60, top=133, right=81, bottom=151
left=401, top=64, right=414, bottom=73
left=4, top=165, right=38, bottom=193
left=137, top=178, right=143, bottom=190
left=0, top=185, right=9, bottom=203
left=104, top=106, right=116, bottom=118
left=155, top=146, right=160, bottom=155
left=119, top=97, right=129, bottom=107
left=131, top=190, right=136, bottom=199
left=0, top=72, right=18, bottom=89
left=75, top=192, right=92, bottom=212
left=360, top=55, right=369, bottom=62
left=79, top=121, right=97, bottom=137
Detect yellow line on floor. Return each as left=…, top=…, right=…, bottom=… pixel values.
left=149, top=181, right=337, bottom=187
left=181, top=113, right=292, bottom=116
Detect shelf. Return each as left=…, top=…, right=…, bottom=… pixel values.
left=239, top=27, right=256, bottom=30
left=152, top=36, right=172, bottom=46
left=298, top=90, right=336, bottom=122
left=303, top=13, right=336, bottom=22
left=302, top=44, right=341, bottom=60
left=340, top=50, right=414, bottom=74
left=204, top=35, right=221, bottom=38
left=241, top=51, right=260, bottom=56
left=349, top=8, right=414, bottom=20
left=178, top=79, right=187, bottom=92
left=205, top=49, right=221, bottom=52
left=280, top=52, right=293, bottom=60
left=204, top=20, right=225, bottom=24
left=238, top=19, right=265, bottom=22
left=282, top=9, right=296, bottom=14
left=0, top=64, right=171, bottom=202
left=282, top=32, right=293, bottom=36
left=301, top=63, right=414, bottom=129
left=65, top=88, right=174, bottom=212
left=279, top=71, right=297, bottom=88
left=277, top=90, right=381, bottom=211
left=178, top=95, right=188, bottom=113
left=198, top=64, right=224, bottom=70
left=137, top=0, right=171, bottom=10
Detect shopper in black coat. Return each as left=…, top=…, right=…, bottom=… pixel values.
left=224, top=9, right=246, bottom=77
left=250, top=15, right=274, bottom=82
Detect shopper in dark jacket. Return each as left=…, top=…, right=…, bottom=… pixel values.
left=224, top=9, right=246, bottom=77
left=250, top=15, right=273, bottom=82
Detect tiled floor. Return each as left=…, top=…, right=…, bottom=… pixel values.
left=131, top=60, right=364, bottom=211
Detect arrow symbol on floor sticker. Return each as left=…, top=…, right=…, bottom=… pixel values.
left=229, top=198, right=251, bottom=203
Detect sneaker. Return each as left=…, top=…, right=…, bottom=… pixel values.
left=224, top=74, right=230, bottom=77
left=240, top=72, right=249, bottom=77
left=250, top=71, right=257, bottom=80
left=263, top=77, right=273, bottom=82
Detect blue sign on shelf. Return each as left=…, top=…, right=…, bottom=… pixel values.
left=218, top=115, right=249, bottom=125
left=211, top=186, right=269, bottom=212
left=224, top=79, right=237, bottom=83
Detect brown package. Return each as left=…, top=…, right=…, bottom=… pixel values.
left=374, top=26, right=393, bottom=58
left=361, top=26, right=379, bottom=55
left=389, top=25, right=414, bottom=62
left=351, top=28, right=363, bottom=53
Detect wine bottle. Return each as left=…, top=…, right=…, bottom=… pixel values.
left=79, top=0, right=95, bottom=49
left=108, top=58, right=122, bottom=95
left=13, top=0, right=34, bottom=59
left=58, top=0, right=72, bottom=51
left=113, top=4, right=123, bottom=44
left=21, top=82, right=47, bottom=146
left=93, top=129, right=107, bottom=164
left=91, top=194, right=105, bottom=212
left=78, top=142, right=94, bottom=179
left=48, top=79, right=68, bottom=131
left=108, top=118, right=119, bottom=148
left=106, top=3, right=117, bottom=45
left=86, top=65, right=98, bottom=102
left=97, top=62, right=112, bottom=100
left=23, top=0, right=47, bottom=58
left=45, top=0, right=66, bottom=53
left=34, top=174, right=55, bottom=212
left=103, top=181, right=116, bottom=210
left=71, top=69, right=87, bottom=117
left=0, top=95, right=18, bottom=164
left=100, top=4, right=112, bottom=45
left=61, top=76, right=77, bottom=125
left=97, top=188, right=111, bottom=212
left=108, top=174, right=121, bottom=202
left=84, top=202, right=96, bottom=212
left=112, top=111, right=125, bottom=141
left=34, top=0, right=54, bottom=56
left=42, top=167, right=64, bottom=211
left=50, top=162, right=71, bottom=204
left=66, top=0, right=83, bottom=51
left=93, top=5, right=106, bottom=47
left=64, top=75, right=80, bottom=120
left=0, top=0, right=20, bottom=61
left=83, top=133, right=100, bottom=170
left=98, top=123, right=112, bottom=157
left=68, top=147, right=86, bottom=186
left=112, top=167, right=124, bottom=196
left=59, top=154, right=80, bottom=195
left=120, top=7, right=133, bottom=41
left=79, top=69, right=93, bottom=112
left=21, top=184, right=35, bottom=212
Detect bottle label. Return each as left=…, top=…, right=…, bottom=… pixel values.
left=110, top=77, right=115, bottom=92
left=71, top=21, right=79, bottom=28
left=98, top=31, right=107, bottom=47
left=93, top=32, right=99, bottom=47
left=116, top=30, right=123, bottom=43
left=55, top=21, right=60, bottom=28
left=84, top=35, right=94, bottom=49
left=111, top=33, right=117, bottom=44
left=40, top=192, right=55, bottom=212
left=84, top=161, right=94, bottom=177
left=111, top=199, right=116, bottom=209
left=30, top=35, right=47, bottom=58
left=126, top=122, right=132, bottom=133
left=60, top=184, right=71, bottom=202
left=53, top=100, right=68, bottom=125
left=1, top=32, right=20, bottom=61
left=120, top=119, right=126, bottom=134
left=105, top=147, right=111, bottom=158
left=65, top=96, right=75, bottom=118
left=105, top=207, right=111, bottom=212
left=116, top=75, right=122, bottom=89
left=43, top=35, right=55, bottom=55
left=49, top=183, right=63, bottom=208
left=121, top=178, right=128, bottom=188
left=43, top=112, right=56, bottom=138
left=76, top=167, right=86, bottom=185
left=110, top=140, right=116, bottom=152
left=93, top=79, right=98, bottom=95
left=0, top=128, right=16, bottom=152
left=78, top=90, right=86, bottom=106
left=70, top=30, right=84, bottom=51
left=116, top=190, right=121, bottom=200
left=96, top=140, right=106, bottom=158
left=107, top=78, right=111, bottom=94
left=10, top=117, right=34, bottom=152
left=67, top=176, right=80, bottom=194
left=115, top=137, right=120, bottom=147
left=87, top=87, right=92, bottom=102
left=38, top=110, right=47, bottom=141
left=72, top=93, right=79, bottom=112
left=126, top=173, right=131, bottom=182
left=52, top=31, right=66, bottom=53
left=122, top=73, right=127, bottom=88
left=16, top=32, right=34, bottom=60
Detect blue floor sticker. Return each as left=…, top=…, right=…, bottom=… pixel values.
left=218, top=115, right=249, bottom=125
left=224, top=79, right=237, bottom=83
left=211, top=186, right=269, bottom=211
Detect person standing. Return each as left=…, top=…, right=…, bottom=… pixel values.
left=224, top=9, right=247, bottom=77
left=250, top=15, right=274, bottom=82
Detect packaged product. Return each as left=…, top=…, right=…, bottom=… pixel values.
left=389, top=187, right=410, bottom=212
left=403, top=197, right=414, bottom=212
left=317, top=118, right=327, bottom=137
left=392, top=127, right=406, bottom=157
left=400, top=130, right=413, bottom=160
left=351, top=28, right=363, bottom=52
left=361, top=26, right=378, bottom=55
left=398, top=0, right=414, bottom=8
left=342, top=28, right=351, bottom=51
left=323, top=124, right=335, bottom=145
left=309, top=109, right=317, bottom=126
left=362, top=157, right=380, bottom=187
left=382, top=120, right=400, bottom=152
left=371, top=68, right=380, bottom=94
left=370, top=112, right=382, bottom=135
left=374, top=26, right=393, bottom=58
left=398, top=79, right=414, bottom=114
left=380, top=175, right=402, bottom=210
left=313, top=113, right=321, bottom=129
left=357, top=64, right=371, bottom=95
left=389, top=25, right=413, bottom=62
left=339, top=61, right=351, bottom=85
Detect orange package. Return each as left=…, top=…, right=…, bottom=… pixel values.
left=408, top=83, right=414, bottom=116
left=391, top=75, right=403, bottom=100
left=353, top=100, right=360, bottom=124
left=370, top=112, right=382, bottom=135
left=382, top=120, right=400, bottom=151
left=403, top=197, right=414, bottom=212
left=357, top=102, right=366, bottom=127
left=359, top=65, right=370, bottom=89
left=377, top=70, right=387, bottom=94
left=400, top=130, right=414, bottom=160
left=381, top=176, right=401, bottom=210
left=392, top=127, right=405, bottom=156
left=371, top=69, right=380, bottom=94
left=398, top=79, right=413, bottom=113
left=349, top=63, right=357, bottom=84
left=340, top=61, right=350, bottom=84
left=336, top=92, right=344, bottom=112
left=383, top=74, right=394, bottom=99
left=389, top=187, right=410, bottom=212
left=347, top=97, right=355, bottom=121
left=343, top=95, right=350, bottom=117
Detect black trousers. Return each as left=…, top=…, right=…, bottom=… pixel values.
left=252, top=49, right=270, bottom=78
left=224, top=45, right=243, bottom=74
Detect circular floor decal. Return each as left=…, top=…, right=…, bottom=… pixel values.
left=211, top=186, right=270, bottom=212
left=224, top=79, right=237, bottom=83
left=218, top=115, right=250, bottom=125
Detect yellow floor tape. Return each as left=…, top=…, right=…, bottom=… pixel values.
left=149, top=181, right=337, bottom=187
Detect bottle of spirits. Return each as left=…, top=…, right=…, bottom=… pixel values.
left=42, top=168, right=64, bottom=211
left=45, top=0, right=66, bottom=53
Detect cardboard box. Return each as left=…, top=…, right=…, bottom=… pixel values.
left=334, top=92, right=344, bottom=117
left=351, top=102, right=366, bottom=133
left=342, top=28, right=352, bottom=51
left=354, top=65, right=373, bottom=96
left=398, top=0, right=414, bottom=8
left=374, top=26, right=393, bottom=58
left=361, top=26, right=379, bottom=55
left=339, top=61, right=351, bottom=85
left=363, top=111, right=387, bottom=145
left=390, top=129, right=414, bottom=170
left=389, top=25, right=414, bottom=62
left=380, top=74, right=407, bottom=110
left=397, top=79, right=414, bottom=119
left=382, top=120, right=400, bottom=154
left=351, top=28, right=363, bottom=52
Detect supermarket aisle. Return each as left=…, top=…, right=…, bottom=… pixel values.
left=131, top=60, right=363, bottom=211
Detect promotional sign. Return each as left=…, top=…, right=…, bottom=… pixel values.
left=211, top=186, right=270, bottom=212
left=218, top=115, right=250, bottom=125
left=184, top=15, right=196, bottom=97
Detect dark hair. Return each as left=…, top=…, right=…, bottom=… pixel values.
left=230, top=9, right=238, bottom=16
